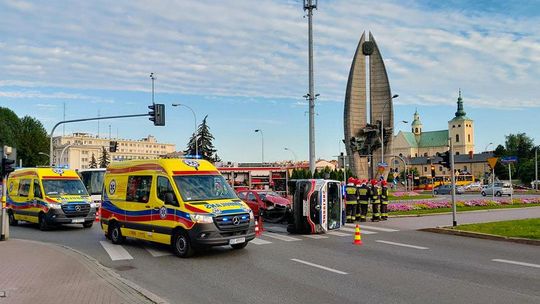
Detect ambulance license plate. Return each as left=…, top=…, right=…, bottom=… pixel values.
left=72, top=218, right=84, bottom=223
left=229, top=237, right=245, bottom=245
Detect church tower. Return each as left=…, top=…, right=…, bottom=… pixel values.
left=411, top=109, right=423, bottom=135
left=448, top=90, right=474, bottom=155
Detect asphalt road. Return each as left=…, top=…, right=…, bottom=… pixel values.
left=9, top=207, right=540, bottom=304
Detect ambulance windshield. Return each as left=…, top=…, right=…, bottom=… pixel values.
left=174, top=175, right=237, bottom=202
left=42, top=179, right=89, bottom=196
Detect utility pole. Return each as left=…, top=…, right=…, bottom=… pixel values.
left=303, top=0, right=317, bottom=175
left=449, top=138, right=457, bottom=227
left=536, top=147, right=538, bottom=191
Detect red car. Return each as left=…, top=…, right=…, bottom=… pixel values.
left=237, top=190, right=291, bottom=223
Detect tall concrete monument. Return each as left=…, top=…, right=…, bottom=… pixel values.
left=344, top=32, right=394, bottom=179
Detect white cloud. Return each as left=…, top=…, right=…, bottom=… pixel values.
left=0, top=0, right=539, bottom=110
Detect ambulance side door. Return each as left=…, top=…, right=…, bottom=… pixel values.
left=153, top=176, right=179, bottom=242
left=18, top=179, right=35, bottom=221
left=124, top=175, right=153, bottom=240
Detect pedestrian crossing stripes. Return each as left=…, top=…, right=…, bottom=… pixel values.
left=326, top=231, right=350, bottom=237
left=99, top=241, right=133, bottom=261
left=99, top=226, right=401, bottom=261
left=251, top=238, right=273, bottom=245
left=264, top=232, right=302, bottom=242
left=145, top=247, right=172, bottom=257
left=303, top=234, right=329, bottom=239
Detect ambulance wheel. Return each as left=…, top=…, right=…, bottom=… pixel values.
left=38, top=213, right=49, bottom=231
left=8, top=210, right=18, bottom=226
left=231, top=242, right=248, bottom=250
left=172, top=230, right=194, bottom=258
left=83, top=222, right=93, bottom=228
left=109, top=222, right=125, bottom=244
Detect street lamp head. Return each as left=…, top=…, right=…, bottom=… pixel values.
left=392, top=94, right=399, bottom=99
left=402, top=120, right=408, bottom=124
left=255, top=129, right=260, bottom=133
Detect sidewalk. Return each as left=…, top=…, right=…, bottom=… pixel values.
left=0, top=239, right=167, bottom=304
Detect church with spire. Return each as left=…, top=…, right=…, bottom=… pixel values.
left=393, top=91, right=475, bottom=158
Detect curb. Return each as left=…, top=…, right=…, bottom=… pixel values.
left=13, top=239, right=168, bottom=304
left=419, top=227, right=540, bottom=246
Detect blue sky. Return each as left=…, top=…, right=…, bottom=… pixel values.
left=1, top=0, right=539, bottom=162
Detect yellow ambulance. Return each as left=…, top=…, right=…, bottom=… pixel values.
left=6, top=167, right=97, bottom=230
left=101, top=158, right=256, bottom=257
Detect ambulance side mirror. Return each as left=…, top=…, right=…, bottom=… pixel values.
left=314, top=204, right=321, bottom=211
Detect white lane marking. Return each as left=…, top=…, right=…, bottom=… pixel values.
left=291, top=258, right=348, bottom=275
left=264, top=232, right=301, bottom=242
left=303, top=234, right=329, bottom=239
left=326, top=231, right=350, bottom=237
left=99, top=241, right=134, bottom=261
left=145, top=247, right=172, bottom=257
left=250, top=238, right=272, bottom=245
left=339, top=226, right=378, bottom=234
left=358, top=226, right=399, bottom=232
left=492, top=259, right=540, bottom=269
left=375, top=240, right=429, bottom=250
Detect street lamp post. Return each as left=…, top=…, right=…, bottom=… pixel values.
left=284, top=147, right=297, bottom=162
left=172, top=103, right=198, bottom=157
left=485, top=142, right=495, bottom=199
left=535, top=146, right=538, bottom=191
left=255, top=129, right=264, bottom=163
left=380, top=94, right=399, bottom=174
left=59, top=144, right=73, bottom=167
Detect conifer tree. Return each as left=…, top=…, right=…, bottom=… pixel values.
left=185, top=115, right=221, bottom=162
left=89, top=153, right=98, bottom=168
left=99, top=147, right=110, bottom=168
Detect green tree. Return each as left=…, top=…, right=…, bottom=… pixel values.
left=89, top=153, right=98, bottom=168
left=0, top=107, right=49, bottom=167
left=185, top=115, right=221, bottom=162
left=99, top=147, right=110, bottom=168
left=493, top=133, right=536, bottom=182
left=0, top=107, right=22, bottom=149
left=18, top=116, right=49, bottom=166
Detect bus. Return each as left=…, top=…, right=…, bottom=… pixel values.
left=79, top=168, right=106, bottom=205
left=414, top=174, right=474, bottom=190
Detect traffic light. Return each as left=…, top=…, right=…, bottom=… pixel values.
left=431, top=165, right=436, bottom=178
left=437, top=151, right=451, bottom=169
left=1, top=157, right=15, bottom=177
left=148, top=103, right=165, bottom=126
left=109, top=141, right=118, bottom=153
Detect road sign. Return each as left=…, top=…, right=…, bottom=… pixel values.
left=501, top=156, right=518, bottom=164
left=487, top=157, right=498, bottom=169
left=377, top=162, right=388, bottom=167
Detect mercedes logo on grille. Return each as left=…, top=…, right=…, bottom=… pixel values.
left=75, top=205, right=81, bottom=212
left=232, top=216, right=240, bottom=226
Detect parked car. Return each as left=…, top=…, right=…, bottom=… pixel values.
left=464, top=182, right=483, bottom=191
left=531, top=180, right=540, bottom=189
left=237, top=190, right=291, bottom=223
left=434, top=184, right=464, bottom=195
left=481, top=182, right=513, bottom=197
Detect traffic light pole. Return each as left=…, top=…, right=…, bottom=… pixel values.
left=449, top=138, right=457, bottom=227
left=49, top=114, right=149, bottom=166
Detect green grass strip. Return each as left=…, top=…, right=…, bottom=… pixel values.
left=389, top=194, right=434, bottom=201
left=455, top=218, right=540, bottom=240
left=390, top=203, right=540, bottom=216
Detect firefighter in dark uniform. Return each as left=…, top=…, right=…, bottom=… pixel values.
left=370, top=179, right=381, bottom=222
left=380, top=180, right=389, bottom=220
left=354, top=179, right=363, bottom=221
left=357, top=179, right=370, bottom=222
left=344, top=178, right=358, bottom=223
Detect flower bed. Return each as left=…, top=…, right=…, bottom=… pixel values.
left=391, top=191, right=420, bottom=197
left=388, top=197, right=540, bottom=212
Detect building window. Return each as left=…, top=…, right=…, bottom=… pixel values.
left=456, top=134, right=460, bottom=142
left=439, top=166, right=443, bottom=171
left=415, top=153, right=418, bottom=157
left=456, top=152, right=460, bottom=155
left=453, top=125, right=455, bottom=128
left=399, top=153, right=403, bottom=157
left=464, top=166, right=468, bottom=172
left=458, top=124, right=461, bottom=127
left=424, top=167, right=427, bottom=172
left=468, top=134, right=471, bottom=142
left=415, top=128, right=418, bottom=133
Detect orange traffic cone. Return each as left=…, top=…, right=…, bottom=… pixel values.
left=353, top=224, right=362, bottom=245
left=95, top=207, right=100, bottom=222
left=255, top=218, right=261, bottom=237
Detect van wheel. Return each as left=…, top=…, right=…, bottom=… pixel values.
left=433, top=190, right=438, bottom=195
left=8, top=211, right=18, bottom=226
left=109, top=222, right=125, bottom=244
left=496, top=191, right=502, bottom=197
left=481, top=192, right=486, bottom=196
left=38, top=214, right=49, bottom=231
left=172, top=230, right=194, bottom=258
left=82, top=222, right=93, bottom=228
left=231, top=242, right=248, bottom=250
